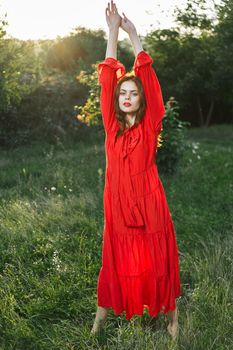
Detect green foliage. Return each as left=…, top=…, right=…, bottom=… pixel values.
left=144, top=0, right=233, bottom=127
left=0, top=36, right=38, bottom=114
left=214, top=0, right=233, bottom=107
left=0, top=32, right=43, bottom=146
left=76, top=63, right=102, bottom=126
left=174, top=0, right=215, bottom=33
left=13, top=71, right=88, bottom=146
left=0, top=27, right=114, bottom=148
left=156, top=97, right=191, bottom=175
left=45, top=27, right=107, bottom=72
left=0, top=34, right=91, bottom=147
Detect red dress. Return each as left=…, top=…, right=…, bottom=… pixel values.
left=96, top=50, right=182, bottom=321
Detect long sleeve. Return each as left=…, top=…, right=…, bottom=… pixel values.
left=133, top=50, right=165, bottom=133
left=98, top=57, right=125, bottom=134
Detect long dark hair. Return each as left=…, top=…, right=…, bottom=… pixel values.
left=114, top=74, right=146, bottom=139
left=113, top=74, right=163, bottom=149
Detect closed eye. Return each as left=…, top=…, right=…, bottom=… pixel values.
left=120, top=92, right=138, bottom=96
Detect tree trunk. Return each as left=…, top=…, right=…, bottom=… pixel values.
left=205, top=97, right=214, bottom=127
left=197, top=96, right=204, bottom=127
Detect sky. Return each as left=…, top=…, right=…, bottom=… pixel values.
left=0, top=0, right=187, bottom=41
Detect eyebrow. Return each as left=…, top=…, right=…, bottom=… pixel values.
left=120, top=89, right=138, bottom=92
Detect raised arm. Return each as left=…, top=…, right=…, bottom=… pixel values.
left=120, top=13, right=166, bottom=133
left=121, top=12, right=143, bottom=56
left=97, top=1, right=125, bottom=134
left=105, top=1, right=121, bottom=58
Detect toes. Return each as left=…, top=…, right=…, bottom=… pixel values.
left=167, top=322, right=179, bottom=338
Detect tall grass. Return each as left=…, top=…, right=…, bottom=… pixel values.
left=0, top=124, right=232, bottom=349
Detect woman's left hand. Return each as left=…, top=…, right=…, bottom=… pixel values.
left=120, top=12, right=137, bottom=34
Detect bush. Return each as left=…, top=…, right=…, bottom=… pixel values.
left=156, top=97, right=191, bottom=175
left=0, top=71, right=88, bottom=148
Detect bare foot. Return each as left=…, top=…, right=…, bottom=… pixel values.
left=90, top=317, right=107, bottom=335
left=166, top=305, right=179, bottom=339
left=90, top=307, right=108, bottom=335
left=167, top=320, right=179, bottom=339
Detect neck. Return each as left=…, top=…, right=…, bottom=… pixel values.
left=126, top=113, right=136, bottom=126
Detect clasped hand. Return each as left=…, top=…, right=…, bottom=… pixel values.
left=105, top=0, right=136, bottom=34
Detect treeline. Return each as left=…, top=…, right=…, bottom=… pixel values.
left=0, top=0, right=232, bottom=147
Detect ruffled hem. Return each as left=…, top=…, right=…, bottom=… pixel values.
left=98, top=57, right=125, bottom=81
left=97, top=268, right=182, bottom=321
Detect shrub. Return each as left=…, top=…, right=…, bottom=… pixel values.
left=157, top=97, right=191, bottom=175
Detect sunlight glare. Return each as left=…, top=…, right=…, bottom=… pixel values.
left=0, top=0, right=185, bottom=40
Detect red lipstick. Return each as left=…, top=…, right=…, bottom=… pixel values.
left=123, top=102, right=132, bottom=107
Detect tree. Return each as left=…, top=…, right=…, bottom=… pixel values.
left=144, top=0, right=233, bottom=127
left=214, top=0, right=233, bottom=111
left=0, top=12, right=42, bottom=145
left=45, top=27, right=107, bottom=72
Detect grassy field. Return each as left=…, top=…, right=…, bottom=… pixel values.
left=0, top=124, right=232, bottom=349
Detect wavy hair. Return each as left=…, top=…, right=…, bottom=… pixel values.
left=113, top=74, right=163, bottom=148
left=114, top=74, right=146, bottom=139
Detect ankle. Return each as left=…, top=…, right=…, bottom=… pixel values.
left=169, top=319, right=178, bottom=326
left=167, top=307, right=178, bottom=324
left=95, top=307, right=108, bottom=323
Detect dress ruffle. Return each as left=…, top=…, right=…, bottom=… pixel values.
left=98, top=57, right=125, bottom=82
left=133, top=50, right=153, bottom=73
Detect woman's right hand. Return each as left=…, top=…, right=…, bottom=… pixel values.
left=105, top=0, right=121, bottom=30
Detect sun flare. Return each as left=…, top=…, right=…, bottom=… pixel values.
left=0, top=0, right=181, bottom=41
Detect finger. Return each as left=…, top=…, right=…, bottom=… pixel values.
left=122, top=12, right=127, bottom=22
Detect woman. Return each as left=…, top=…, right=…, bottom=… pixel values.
left=91, top=0, right=182, bottom=338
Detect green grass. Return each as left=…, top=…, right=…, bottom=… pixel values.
left=0, top=124, right=232, bottom=349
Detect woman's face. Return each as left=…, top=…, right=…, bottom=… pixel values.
left=118, top=80, right=140, bottom=114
